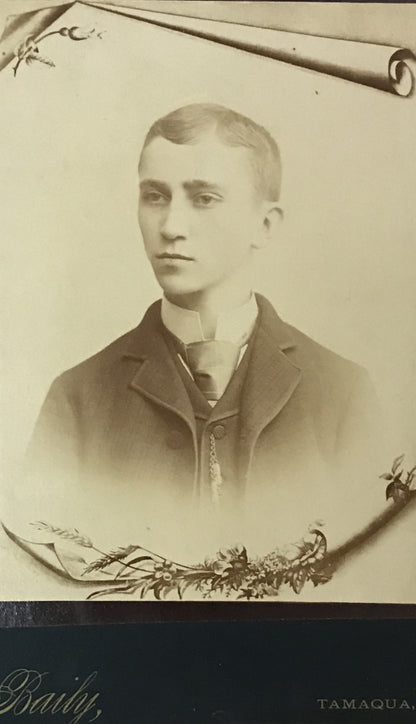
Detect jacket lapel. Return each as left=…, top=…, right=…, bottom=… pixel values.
left=121, top=297, right=302, bottom=480
left=122, top=301, right=196, bottom=433
left=238, top=295, right=302, bottom=481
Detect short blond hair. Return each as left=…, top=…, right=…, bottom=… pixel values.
left=140, top=103, right=282, bottom=201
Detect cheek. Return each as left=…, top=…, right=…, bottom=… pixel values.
left=139, top=210, right=158, bottom=241
left=218, top=203, right=258, bottom=236
left=201, top=208, right=246, bottom=238
left=218, top=213, right=257, bottom=255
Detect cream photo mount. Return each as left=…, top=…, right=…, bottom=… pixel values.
left=1, top=1, right=415, bottom=605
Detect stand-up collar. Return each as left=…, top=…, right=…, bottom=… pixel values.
left=161, top=294, right=258, bottom=345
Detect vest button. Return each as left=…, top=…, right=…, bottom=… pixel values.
left=166, top=430, right=185, bottom=449
left=212, top=424, right=226, bottom=440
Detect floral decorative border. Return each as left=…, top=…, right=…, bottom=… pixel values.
left=14, top=454, right=414, bottom=601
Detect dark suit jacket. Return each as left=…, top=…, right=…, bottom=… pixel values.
left=27, top=295, right=378, bottom=517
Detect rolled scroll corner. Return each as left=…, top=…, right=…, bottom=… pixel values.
left=81, top=6, right=416, bottom=98
left=389, top=49, right=416, bottom=97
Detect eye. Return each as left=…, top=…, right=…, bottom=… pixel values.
left=193, top=193, right=221, bottom=208
left=141, top=191, right=168, bottom=205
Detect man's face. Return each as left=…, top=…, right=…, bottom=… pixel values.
left=138, top=132, right=270, bottom=300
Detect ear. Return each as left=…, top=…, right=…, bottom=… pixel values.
left=252, top=203, right=283, bottom=249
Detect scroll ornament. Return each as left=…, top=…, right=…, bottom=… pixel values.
left=89, top=6, right=416, bottom=98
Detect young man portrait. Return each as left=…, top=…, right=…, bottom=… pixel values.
left=26, top=103, right=379, bottom=550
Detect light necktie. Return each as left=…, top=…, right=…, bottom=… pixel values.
left=183, top=339, right=241, bottom=401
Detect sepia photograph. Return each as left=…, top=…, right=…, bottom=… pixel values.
left=0, top=0, right=415, bottom=603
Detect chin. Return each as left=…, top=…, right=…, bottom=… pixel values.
left=159, top=281, right=203, bottom=297
left=157, top=278, right=204, bottom=298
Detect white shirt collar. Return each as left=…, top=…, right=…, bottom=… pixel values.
left=161, top=294, right=258, bottom=345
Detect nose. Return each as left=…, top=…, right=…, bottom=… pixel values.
left=160, top=199, right=189, bottom=241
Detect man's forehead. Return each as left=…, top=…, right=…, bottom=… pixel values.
left=139, top=134, right=253, bottom=183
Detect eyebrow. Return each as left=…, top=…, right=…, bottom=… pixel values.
left=183, top=180, right=224, bottom=193
left=139, top=179, right=224, bottom=194
left=139, top=180, right=171, bottom=195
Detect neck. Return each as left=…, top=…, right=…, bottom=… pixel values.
left=166, top=280, right=253, bottom=339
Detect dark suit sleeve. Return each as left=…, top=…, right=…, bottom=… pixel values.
left=25, top=376, right=81, bottom=486
left=335, top=368, right=383, bottom=469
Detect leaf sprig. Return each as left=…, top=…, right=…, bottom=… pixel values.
left=31, top=521, right=93, bottom=548
left=379, top=454, right=416, bottom=503
left=12, top=26, right=103, bottom=77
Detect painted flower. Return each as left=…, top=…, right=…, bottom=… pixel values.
left=13, top=35, right=55, bottom=75
left=15, top=35, right=38, bottom=60
left=213, top=544, right=248, bottom=578
left=154, top=560, right=177, bottom=583
left=68, top=27, right=96, bottom=40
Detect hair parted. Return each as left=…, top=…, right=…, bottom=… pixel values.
left=140, top=103, right=282, bottom=201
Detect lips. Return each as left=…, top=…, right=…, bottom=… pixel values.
left=156, top=253, right=194, bottom=261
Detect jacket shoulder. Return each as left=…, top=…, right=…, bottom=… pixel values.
left=50, top=301, right=162, bottom=395
left=56, top=326, right=139, bottom=388
left=256, top=293, right=366, bottom=384
left=286, top=323, right=366, bottom=381
left=283, top=323, right=380, bottom=455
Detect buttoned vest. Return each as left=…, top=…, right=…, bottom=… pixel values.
left=162, top=325, right=256, bottom=508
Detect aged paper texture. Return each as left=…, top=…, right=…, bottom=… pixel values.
left=0, top=1, right=415, bottom=602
